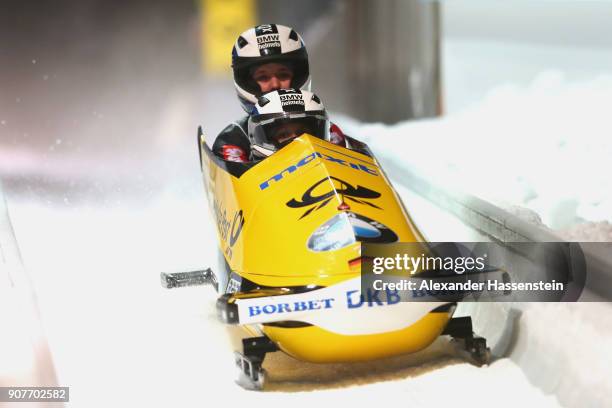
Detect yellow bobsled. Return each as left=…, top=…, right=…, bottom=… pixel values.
left=162, top=130, right=490, bottom=389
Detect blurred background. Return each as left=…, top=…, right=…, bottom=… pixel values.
left=2, top=0, right=612, bottom=225
left=1, top=0, right=612, bottom=406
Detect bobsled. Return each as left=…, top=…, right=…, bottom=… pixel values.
left=162, top=130, right=490, bottom=389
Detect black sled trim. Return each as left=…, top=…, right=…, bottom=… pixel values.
left=431, top=303, right=456, bottom=313
left=263, top=321, right=313, bottom=328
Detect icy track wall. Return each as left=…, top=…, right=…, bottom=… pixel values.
left=359, top=147, right=612, bottom=407
left=0, top=181, right=61, bottom=403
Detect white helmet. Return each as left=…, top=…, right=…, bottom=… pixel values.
left=232, top=24, right=311, bottom=112
left=248, top=89, right=329, bottom=158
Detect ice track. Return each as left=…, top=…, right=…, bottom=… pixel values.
left=3, top=177, right=562, bottom=407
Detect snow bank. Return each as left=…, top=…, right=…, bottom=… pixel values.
left=6, top=190, right=564, bottom=407
left=335, top=71, right=612, bottom=232
left=0, top=182, right=58, bottom=388
left=559, top=221, right=612, bottom=242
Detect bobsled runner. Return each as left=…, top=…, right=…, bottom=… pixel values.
left=162, top=130, right=491, bottom=390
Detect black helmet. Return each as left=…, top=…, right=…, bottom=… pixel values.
left=232, top=24, right=311, bottom=112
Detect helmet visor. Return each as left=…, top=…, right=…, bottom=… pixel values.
left=251, top=112, right=329, bottom=151
left=233, top=48, right=309, bottom=98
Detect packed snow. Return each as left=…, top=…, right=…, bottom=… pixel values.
left=336, top=71, right=612, bottom=233
left=3, top=189, right=561, bottom=408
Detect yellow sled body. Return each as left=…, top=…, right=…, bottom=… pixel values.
left=200, top=134, right=453, bottom=363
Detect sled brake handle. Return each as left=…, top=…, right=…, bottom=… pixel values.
left=160, top=268, right=215, bottom=289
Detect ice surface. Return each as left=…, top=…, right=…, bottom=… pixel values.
left=4, top=189, right=562, bottom=408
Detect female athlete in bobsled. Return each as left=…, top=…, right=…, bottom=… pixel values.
left=212, top=23, right=348, bottom=163
left=162, top=84, right=492, bottom=390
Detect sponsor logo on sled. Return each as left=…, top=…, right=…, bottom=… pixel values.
left=259, top=152, right=379, bottom=190
left=212, top=199, right=245, bottom=259
left=248, top=298, right=335, bottom=317
left=346, top=288, right=402, bottom=308
left=245, top=288, right=402, bottom=318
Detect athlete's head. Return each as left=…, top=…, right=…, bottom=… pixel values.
left=232, top=24, right=310, bottom=112
left=248, top=89, right=328, bottom=158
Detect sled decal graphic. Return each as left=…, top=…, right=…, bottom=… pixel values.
left=307, top=212, right=399, bottom=252
left=287, top=177, right=382, bottom=219
left=346, top=213, right=399, bottom=243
